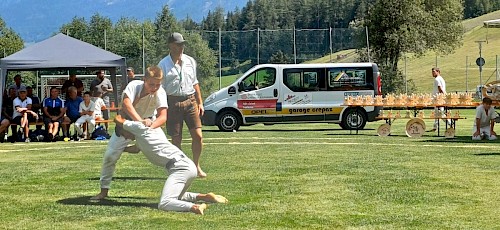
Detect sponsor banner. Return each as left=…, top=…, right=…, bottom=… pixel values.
left=282, top=107, right=343, bottom=115
left=344, top=91, right=373, bottom=97
left=241, top=109, right=275, bottom=116
left=283, top=93, right=312, bottom=105
left=237, top=99, right=278, bottom=109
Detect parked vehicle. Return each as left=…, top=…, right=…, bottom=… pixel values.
left=202, top=63, right=382, bottom=131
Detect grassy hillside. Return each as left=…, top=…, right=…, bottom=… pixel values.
left=404, top=25, right=500, bottom=93
left=305, top=10, right=500, bottom=93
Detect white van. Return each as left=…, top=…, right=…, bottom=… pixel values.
left=202, top=63, right=382, bottom=131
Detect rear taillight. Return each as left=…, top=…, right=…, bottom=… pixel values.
left=377, top=72, right=382, bottom=95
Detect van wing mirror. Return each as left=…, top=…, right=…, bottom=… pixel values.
left=228, top=86, right=236, bottom=95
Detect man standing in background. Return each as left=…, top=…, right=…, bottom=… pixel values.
left=90, top=70, right=113, bottom=130
left=431, top=67, right=450, bottom=132
left=158, top=32, right=206, bottom=178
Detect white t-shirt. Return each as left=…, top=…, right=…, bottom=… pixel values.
left=433, top=75, right=446, bottom=95
left=121, top=80, right=168, bottom=119
left=79, top=100, right=95, bottom=114
left=475, top=104, right=497, bottom=128
left=91, top=97, right=106, bottom=117
left=158, top=54, right=198, bottom=96
left=13, top=97, right=32, bottom=118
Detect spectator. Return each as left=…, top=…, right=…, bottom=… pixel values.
left=472, top=97, right=497, bottom=140
left=0, top=90, right=13, bottom=143
left=61, top=70, right=84, bottom=98
left=3, top=88, right=17, bottom=142
left=158, top=32, right=206, bottom=177
left=12, top=87, right=37, bottom=142
left=8, top=74, right=27, bottom=96
left=64, top=86, right=83, bottom=138
left=90, top=70, right=113, bottom=129
left=122, top=67, right=139, bottom=91
left=91, top=91, right=106, bottom=121
left=26, top=86, right=42, bottom=131
left=75, top=91, right=95, bottom=140
left=42, top=87, right=65, bottom=142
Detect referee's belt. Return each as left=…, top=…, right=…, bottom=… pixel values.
left=167, top=94, right=195, bottom=101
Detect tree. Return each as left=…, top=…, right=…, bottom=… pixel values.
left=59, top=17, right=88, bottom=42
left=365, top=0, right=463, bottom=93
left=87, top=14, right=113, bottom=50
left=0, top=18, right=23, bottom=58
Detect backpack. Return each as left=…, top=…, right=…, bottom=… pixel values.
left=91, top=126, right=111, bottom=140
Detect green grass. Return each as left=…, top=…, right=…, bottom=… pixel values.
left=1, top=108, right=500, bottom=229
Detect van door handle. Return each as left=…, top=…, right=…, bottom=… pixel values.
left=274, top=89, right=278, bottom=97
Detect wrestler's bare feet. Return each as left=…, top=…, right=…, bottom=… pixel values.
left=198, top=193, right=228, bottom=203
left=191, top=203, right=208, bottom=215
left=90, top=189, right=109, bottom=200
left=197, top=167, right=207, bottom=178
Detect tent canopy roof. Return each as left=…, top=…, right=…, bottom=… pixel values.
left=0, top=33, right=125, bottom=70
left=484, top=19, right=500, bottom=27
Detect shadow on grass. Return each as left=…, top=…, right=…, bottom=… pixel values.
left=473, top=153, right=500, bottom=156
left=419, top=136, right=488, bottom=143
left=87, top=177, right=165, bottom=181
left=57, top=196, right=157, bottom=209
left=204, top=128, right=345, bottom=132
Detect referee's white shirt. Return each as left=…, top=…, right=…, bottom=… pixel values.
left=158, top=54, right=198, bottom=96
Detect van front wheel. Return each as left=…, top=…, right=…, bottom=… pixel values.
left=341, top=108, right=367, bottom=130
left=216, top=111, right=242, bottom=132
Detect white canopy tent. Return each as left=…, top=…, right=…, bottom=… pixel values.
left=0, top=33, right=127, bottom=109
left=484, top=19, right=500, bottom=42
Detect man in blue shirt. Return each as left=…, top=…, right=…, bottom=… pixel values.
left=43, top=87, right=65, bottom=142
left=64, top=86, right=83, bottom=139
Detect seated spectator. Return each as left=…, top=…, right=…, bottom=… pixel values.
left=61, top=70, right=84, bottom=98
left=43, top=87, right=65, bottom=142
left=12, top=87, right=38, bottom=142
left=91, top=91, right=106, bottom=121
left=472, top=97, right=497, bottom=141
left=3, top=88, right=17, bottom=142
left=26, top=86, right=42, bottom=131
left=64, top=86, right=83, bottom=138
left=0, top=108, right=11, bottom=143
left=75, top=91, right=95, bottom=140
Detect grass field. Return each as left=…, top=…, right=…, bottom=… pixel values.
left=1, top=109, right=500, bottom=229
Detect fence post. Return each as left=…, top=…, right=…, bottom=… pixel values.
left=293, top=27, right=297, bottom=64
left=219, top=28, right=222, bottom=90
left=496, top=55, right=499, bottom=81
left=257, top=28, right=260, bottom=65
left=466, top=56, right=469, bottom=92
left=404, top=54, right=407, bottom=94
left=104, top=29, right=107, bottom=50
left=329, top=27, right=332, bottom=62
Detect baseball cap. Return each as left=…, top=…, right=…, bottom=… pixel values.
left=127, top=67, right=134, bottom=71
left=168, top=32, right=186, bottom=44
left=18, top=86, right=27, bottom=92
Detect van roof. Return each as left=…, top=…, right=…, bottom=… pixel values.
left=255, top=62, right=376, bottom=69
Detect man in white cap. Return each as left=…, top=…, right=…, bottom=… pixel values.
left=158, top=32, right=207, bottom=178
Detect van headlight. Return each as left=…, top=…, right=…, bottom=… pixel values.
left=204, top=93, right=216, bottom=104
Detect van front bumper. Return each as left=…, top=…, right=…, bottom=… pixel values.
left=202, top=110, right=217, bottom=126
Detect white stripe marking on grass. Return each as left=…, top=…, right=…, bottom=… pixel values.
left=204, top=142, right=498, bottom=148
left=0, top=144, right=104, bottom=152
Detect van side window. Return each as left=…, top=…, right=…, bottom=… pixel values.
left=327, top=67, right=373, bottom=91
left=283, top=69, right=325, bottom=92
left=241, top=67, right=276, bottom=91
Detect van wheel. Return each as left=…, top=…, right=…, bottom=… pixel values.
left=340, top=108, right=367, bottom=130
left=216, top=111, right=241, bottom=132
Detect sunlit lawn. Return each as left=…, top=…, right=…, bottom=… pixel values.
left=1, top=109, right=500, bottom=229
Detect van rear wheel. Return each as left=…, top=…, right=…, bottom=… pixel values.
left=340, top=108, right=367, bottom=130
left=216, top=111, right=241, bottom=132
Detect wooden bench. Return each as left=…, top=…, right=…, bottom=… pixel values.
left=10, top=119, right=113, bottom=126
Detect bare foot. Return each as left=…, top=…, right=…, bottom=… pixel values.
left=197, top=168, right=207, bottom=178
left=90, top=192, right=108, bottom=200
left=205, top=192, right=229, bottom=203
left=191, top=203, right=208, bottom=215
left=124, top=145, right=140, bottom=154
